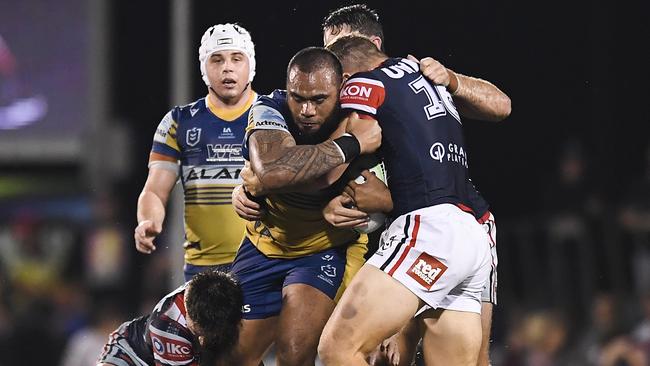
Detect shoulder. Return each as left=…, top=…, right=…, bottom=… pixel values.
left=341, top=72, right=386, bottom=114
left=256, top=89, right=287, bottom=110
left=248, top=89, right=290, bottom=132
left=149, top=290, right=195, bottom=365
left=175, top=98, right=207, bottom=122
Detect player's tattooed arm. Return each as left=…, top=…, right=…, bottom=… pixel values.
left=452, top=73, right=512, bottom=122
left=246, top=129, right=344, bottom=195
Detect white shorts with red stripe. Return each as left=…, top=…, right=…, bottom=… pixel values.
left=478, top=212, right=498, bottom=305
left=367, top=204, right=491, bottom=314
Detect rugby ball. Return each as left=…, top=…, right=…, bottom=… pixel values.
left=353, top=161, right=388, bottom=234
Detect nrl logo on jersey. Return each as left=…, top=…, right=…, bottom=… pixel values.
left=186, top=127, right=201, bottom=147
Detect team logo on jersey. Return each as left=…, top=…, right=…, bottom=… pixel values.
left=407, top=252, right=447, bottom=290
left=321, top=264, right=337, bottom=278
left=380, top=235, right=398, bottom=252
left=429, top=143, right=445, bottom=163
left=322, top=254, right=334, bottom=261
left=186, top=127, right=202, bottom=147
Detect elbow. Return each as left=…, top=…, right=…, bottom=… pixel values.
left=500, top=95, right=512, bottom=120
left=490, top=94, right=512, bottom=122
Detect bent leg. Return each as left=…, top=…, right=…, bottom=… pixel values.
left=319, top=264, right=421, bottom=366
left=420, top=308, right=482, bottom=366
left=275, top=283, right=336, bottom=366
left=478, top=302, right=493, bottom=366
left=367, top=318, right=422, bottom=366
left=227, top=317, right=277, bottom=366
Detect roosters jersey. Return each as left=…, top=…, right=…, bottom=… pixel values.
left=241, top=90, right=367, bottom=258
left=109, top=284, right=199, bottom=366
left=340, top=58, right=479, bottom=218
left=150, top=92, right=257, bottom=265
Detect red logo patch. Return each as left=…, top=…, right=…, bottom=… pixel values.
left=407, top=253, right=447, bottom=290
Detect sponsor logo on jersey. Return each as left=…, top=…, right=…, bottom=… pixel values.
left=429, top=142, right=468, bottom=168
left=154, top=112, right=174, bottom=143
left=186, top=127, right=201, bottom=147
left=242, top=304, right=252, bottom=313
left=152, top=336, right=164, bottom=354
left=185, top=167, right=241, bottom=181
left=219, top=126, right=235, bottom=139
left=340, top=77, right=385, bottom=115
left=250, top=105, right=288, bottom=131
left=255, top=120, right=286, bottom=129
left=407, top=252, right=447, bottom=290
left=429, top=143, right=445, bottom=162
left=150, top=329, right=193, bottom=361
left=206, top=144, right=243, bottom=162
left=341, top=84, right=373, bottom=99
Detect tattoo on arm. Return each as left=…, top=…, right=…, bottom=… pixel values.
left=453, top=73, right=511, bottom=122
left=250, top=130, right=344, bottom=189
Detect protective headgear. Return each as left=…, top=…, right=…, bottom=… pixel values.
left=199, top=23, right=256, bottom=87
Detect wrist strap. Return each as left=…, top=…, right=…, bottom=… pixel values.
left=332, top=133, right=361, bottom=163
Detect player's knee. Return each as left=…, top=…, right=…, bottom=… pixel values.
left=317, top=334, right=338, bottom=364
left=275, top=338, right=317, bottom=366
left=318, top=333, right=354, bottom=365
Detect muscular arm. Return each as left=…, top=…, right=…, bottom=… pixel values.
left=452, top=72, right=512, bottom=122
left=413, top=56, right=511, bottom=122
left=248, top=129, right=344, bottom=193
left=137, top=168, right=177, bottom=225
left=134, top=168, right=177, bottom=254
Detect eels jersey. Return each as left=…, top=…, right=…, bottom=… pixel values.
left=103, top=284, right=199, bottom=365
left=150, top=92, right=257, bottom=265
left=242, top=90, right=367, bottom=258
left=340, top=58, right=481, bottom=218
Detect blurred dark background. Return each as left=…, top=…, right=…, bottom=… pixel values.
left=1, top=0, right=649, bottom=364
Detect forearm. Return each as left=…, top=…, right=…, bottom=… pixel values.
left=254, top=140, right=345, bottom=192
left=452, top=72, right=511, bottom=122
left=137, top=190, right=167, bottom=227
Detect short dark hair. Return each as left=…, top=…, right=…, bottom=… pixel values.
left=287, top=47, right=343, bottom=85
left=327, top=35, right=385, bottom=72
left=322, top=4, right=384, bottom=50
left=185, top=270, right=243, bottom=363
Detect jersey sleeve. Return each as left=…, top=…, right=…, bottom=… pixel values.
left=150, top=110, right=181, bottom=164
left=340, top=75, right=386, bottom=118
left=242, top=94, right=291, bottom=160
left=149, top=316, right=197, bottom=366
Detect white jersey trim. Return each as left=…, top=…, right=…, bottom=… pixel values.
left=341, top=103, right=377, bottom=115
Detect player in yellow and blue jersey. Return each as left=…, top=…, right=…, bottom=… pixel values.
left=134, top=24, right=258, bottom=281
left=227, top=47, right=385, bottom=366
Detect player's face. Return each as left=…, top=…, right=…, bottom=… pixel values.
left=286, top=67, right=340, bottom=136
left=205, top=50, right=250, bottom=101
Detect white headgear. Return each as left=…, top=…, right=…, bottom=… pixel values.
left=198, top=23, right=256, bottom=86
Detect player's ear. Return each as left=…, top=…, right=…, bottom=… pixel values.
left=370, top=36, right=382, bottom=50
left=343, top=72, right=352, bottom=82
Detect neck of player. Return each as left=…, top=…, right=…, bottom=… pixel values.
left=208, top=83, right=252, bottom=110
